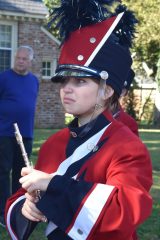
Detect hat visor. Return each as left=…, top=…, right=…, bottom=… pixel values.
left=51, top=65, right=100, bottom=82
left=52, top=70, right=98, bottom=82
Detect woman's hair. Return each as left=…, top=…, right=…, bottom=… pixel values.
left=91, top=77, right=119, bottom=113
left=105, top=89, right=119, bottom=114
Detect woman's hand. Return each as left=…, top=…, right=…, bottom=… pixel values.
left=19, top=167, right=53, bottom=193
left=22, top=193, right=47, bottom=222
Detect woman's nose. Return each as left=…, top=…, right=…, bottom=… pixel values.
left=63, top=83, right=73, bottom=92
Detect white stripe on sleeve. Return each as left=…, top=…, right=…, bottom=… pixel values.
left=68, top=184, right=115, bottom=240
left=7, top=195, right=26, bottom=240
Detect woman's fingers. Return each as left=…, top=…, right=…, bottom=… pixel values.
left=22, top=199, right=47, bottom=222
left=21, top=167, right=32, bottom=176
left=19, top=169, right=53, bottom=192
left=22, top=200, right=41, bottom=221
left=25, top=192, right=39, bottom=203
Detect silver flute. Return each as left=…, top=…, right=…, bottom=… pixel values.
left=13, top=123, right=32, bottom=168
left=13, top=123, right=41, bottom=200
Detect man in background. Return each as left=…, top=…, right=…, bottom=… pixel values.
left=0, top=46, right=39, bottom=227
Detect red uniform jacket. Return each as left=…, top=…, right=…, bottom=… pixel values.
left=5, top=110, right=152, bottom=240
left=114, top=105, right=139, bottom=136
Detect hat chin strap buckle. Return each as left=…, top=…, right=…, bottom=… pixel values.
left=100, top=71, right=109, bottom=80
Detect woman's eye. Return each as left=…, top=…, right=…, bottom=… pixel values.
left=60, top=78, right=68, bottom=85
left=77, top=78, right=86, bottom=84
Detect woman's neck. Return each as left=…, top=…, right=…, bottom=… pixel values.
left=78, top=116, right=90, bottom=127
left=78, top=106, right=106, bottom=127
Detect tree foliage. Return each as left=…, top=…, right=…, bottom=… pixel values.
left=43, top=0, right=59, bottom=13
left=43, top=0, right=61, bottom=39
left=123, top=0, right=160, bottom=77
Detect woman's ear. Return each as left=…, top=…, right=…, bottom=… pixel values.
left=104, top=85, right=114, bottom=100
left=120, top=88, right=128, bottom=97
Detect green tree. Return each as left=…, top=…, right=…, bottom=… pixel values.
left=123, top=0, right=160, bottom=77
left=122, top=0, right=160, bottom=126
left=43, top=0, right=60, bottom=39
left=43, top=0, right=59, bottom=13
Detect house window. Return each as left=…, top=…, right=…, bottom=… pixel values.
left=0, top=22, right=17, bottom=73
left=0, top=49, right=11, bottom=72
left=42, top=61, right=51, bottom=77
left=0, top=25, right=12, bottom=72
left=42, top=59, right=57, bottom=79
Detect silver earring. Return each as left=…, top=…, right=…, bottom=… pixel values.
left=95, top=103, right=103, bottom=110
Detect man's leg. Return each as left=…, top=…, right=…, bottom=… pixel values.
left=0, top=137, right=13, bottom=226
left=12, top=138, right=32, bottom=194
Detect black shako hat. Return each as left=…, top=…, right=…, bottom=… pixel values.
left=124, top=68, right=135, bottom=90
left=49, top=0, right=138, bottom=96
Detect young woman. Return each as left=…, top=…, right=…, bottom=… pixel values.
left=5, top=1, right=152, bottom=240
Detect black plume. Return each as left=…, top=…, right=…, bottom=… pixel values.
left=48, top=0, right=119, bottom=41
left=112, top=4, right=138, bottom=47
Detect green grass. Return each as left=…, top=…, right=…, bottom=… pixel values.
left=137, top=129, right=160, bottom=240
left=1, top=128, right=160, bottom=239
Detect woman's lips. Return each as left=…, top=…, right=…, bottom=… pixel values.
left=63, top=97, right=75, bottom=104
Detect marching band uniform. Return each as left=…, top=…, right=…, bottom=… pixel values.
left=5, top=1, right=152, bottom=240
left=114, top=105, right=139, bottom=136
left=5, top=110, right=152, bottom=240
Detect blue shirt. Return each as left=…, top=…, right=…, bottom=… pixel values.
left=0, top=69, right=39, bottom=138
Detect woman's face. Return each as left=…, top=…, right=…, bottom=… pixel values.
left=60, top=77, right=100, bottom=118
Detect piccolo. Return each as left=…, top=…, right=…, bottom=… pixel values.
left=13, top=123, right=32, bottom=168
left=13, top=123, right=41, bottom=200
